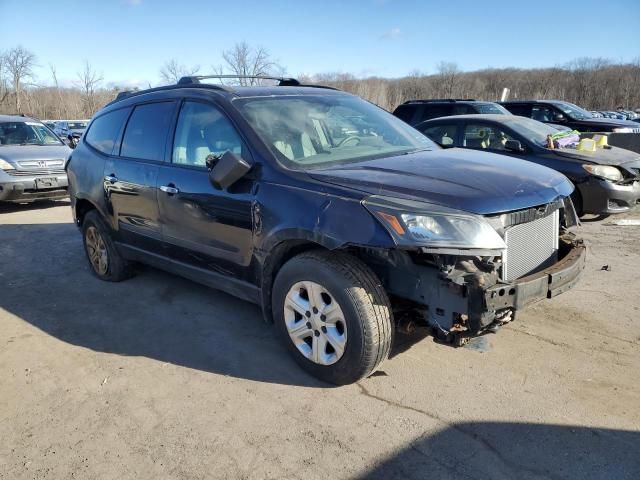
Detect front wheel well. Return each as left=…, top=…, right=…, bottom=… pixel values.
left=261, top=240, right=329, bottom=323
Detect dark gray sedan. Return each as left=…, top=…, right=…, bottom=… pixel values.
left=416, top=114, right=640, bottom=216
left=0, top=115, right=72, bottom=203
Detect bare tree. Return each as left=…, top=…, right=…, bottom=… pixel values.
left=218, top=42, right=279, bottom=85
left=0, top=52, right=9, bottom=105
left=435, top=61, right=460, bottom=98
left=159, top=59, right=200, bottom=84
left=75, top=60, right=104, bottom=116
left=4, top=46, right=37, bottom=112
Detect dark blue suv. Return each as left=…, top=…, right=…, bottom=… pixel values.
left=67, top=76, right=586, bottom=384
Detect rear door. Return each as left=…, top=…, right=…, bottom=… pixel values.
left=156, top=99, right=256, bottom=279
left=104, top=100, right=177, bottom=254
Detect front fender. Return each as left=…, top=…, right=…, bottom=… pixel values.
left=255, top=182, right=395, bottom=257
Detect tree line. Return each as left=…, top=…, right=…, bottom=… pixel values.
left=1, top=44, right=638, bottom=121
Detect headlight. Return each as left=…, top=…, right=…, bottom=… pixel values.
left=612, top=127, right=634, bottom=133
left=363, top=195, right=507, bottom=250
left=582, top=164, right=623, bottom=182
left=0, top=158, right=15, bottom=170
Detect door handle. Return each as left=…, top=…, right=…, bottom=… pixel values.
left=104, top=174, right=118, bottom=183
left=160, top=185, right=180, bottom=195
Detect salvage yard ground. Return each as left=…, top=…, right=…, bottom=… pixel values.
left=1, top=201, right=639, bottom=479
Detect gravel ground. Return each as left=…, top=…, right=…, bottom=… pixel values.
left=1, top=200, right=639, bottom=480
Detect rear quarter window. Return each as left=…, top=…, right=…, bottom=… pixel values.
left=85, top=108, right=131, bottom=155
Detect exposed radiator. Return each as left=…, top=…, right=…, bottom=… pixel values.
left=502, top=209, right=559, bottom=282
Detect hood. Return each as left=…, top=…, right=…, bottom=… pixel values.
left=577, top=117, right=639, bottom=129
left=309, top=148, right=573, bottom=215
left=0, top=144, right=72, bottom=165
left=552, top=145, right=640, bottom=169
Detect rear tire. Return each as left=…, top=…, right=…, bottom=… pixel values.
left=272, top=251, right=393, bottom=385
left=82, top=210, right=133, bottom=282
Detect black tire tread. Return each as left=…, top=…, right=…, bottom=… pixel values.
left=82, top=210, right=133, bottom=282
left=279, top=250, right=393, bottom=383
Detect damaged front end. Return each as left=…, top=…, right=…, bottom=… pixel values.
left=360, top=195, right=586, bottom=346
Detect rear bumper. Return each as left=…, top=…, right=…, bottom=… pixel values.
left=0, top=173, right=69, bottom=202
left=579, top=178, right=640, bottom=214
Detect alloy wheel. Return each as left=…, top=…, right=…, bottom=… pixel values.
left=283, top=281, right=348, bottom=366
left=85, top=226, right=109, bottom=275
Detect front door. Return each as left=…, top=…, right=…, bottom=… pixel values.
left=104, top=100, right=176, bottom=254
left=156, top=100, right=256, bottom=279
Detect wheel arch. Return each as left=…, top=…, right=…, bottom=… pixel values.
left=260, top=238, right=331, bottom=324
left=74, top=197, right=100, bottom=227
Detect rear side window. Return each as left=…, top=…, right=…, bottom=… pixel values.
left=418, top=104, right=452, bottom=122
left=503, top=104, right=532, bottom=117
left=120, top=102, right=175, bottom=161
left=453, top=104, right=475, bottom=115
left=393, top=104, right=416, bottom=123
left=85, top=108, right=130, bottom=155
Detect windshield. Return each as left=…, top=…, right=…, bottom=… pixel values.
left=553, top=102, right=593, bottom=120
left=235, top=95, right=437, bottom=169
left=67, top=122, right=87, bottom=130
left=503, top=117, right=561, bottom=147
left=476, top=103, right=511, bottom=115
left=0, top=121, right=64, bottom=146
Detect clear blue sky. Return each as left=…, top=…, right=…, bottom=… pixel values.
left=1, top=0, right=639, bottom=88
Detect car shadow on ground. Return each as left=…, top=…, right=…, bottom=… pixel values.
left=0, top=198, right=70, bottom=213
left=0, top=222, right=429, bottom=388
left=358, top=422, right=640, bottom=479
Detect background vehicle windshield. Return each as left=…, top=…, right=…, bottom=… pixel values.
left=236, top=95, right=436, bottom=169
left=504, top=117, right=560, bottom=147
left=67, top=122, right=87, bottom=130
left=476, top=103, right=510, bottom=114
left=0, top=121, right=63, bottom=146
left=554, top=102, right=593, bottom=120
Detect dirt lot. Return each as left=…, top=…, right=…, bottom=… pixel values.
left=1, top=201, right=639, bottom=479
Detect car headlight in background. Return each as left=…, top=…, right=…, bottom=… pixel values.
left=582, top=164, right=623, bottom=182
left=612, top=127, right=635, bottom=133
left=363, top=195, right=507, bottom=250
left=0, top=158, right=15, bottom=170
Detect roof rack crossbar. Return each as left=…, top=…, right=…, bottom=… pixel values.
left=178, top=75, right=301, bottom=86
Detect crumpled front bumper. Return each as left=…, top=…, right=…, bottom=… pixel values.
left=381, top=233, right=586, bottom=344
left=484, top=238, right=586, bottom=312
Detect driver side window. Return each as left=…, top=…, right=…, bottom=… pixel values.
left=172, top=101, right=246, bottom=168
left=463, top=124, right=514, bottom=150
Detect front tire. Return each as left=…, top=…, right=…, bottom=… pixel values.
left=272, top=251, right=393, bottom=385
left=82, top=210, right=133, bottom=282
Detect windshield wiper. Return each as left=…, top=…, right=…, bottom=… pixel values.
left=402, top=148, right=433, bottom=155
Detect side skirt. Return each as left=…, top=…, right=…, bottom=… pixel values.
left=117, top=243, right=261, bottom=305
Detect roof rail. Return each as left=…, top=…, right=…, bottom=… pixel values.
left=178, top=75, right=301, bottom=86
left=403, top=98, right=477, bottom=104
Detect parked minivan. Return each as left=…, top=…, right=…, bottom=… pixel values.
left=67, top=76, right=585, bottom=384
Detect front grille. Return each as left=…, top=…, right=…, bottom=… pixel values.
left=502, top=209, right=559, bottom=282
left=5, top=168, right=66, bottom=177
